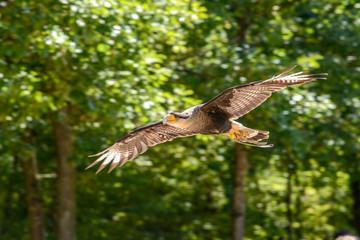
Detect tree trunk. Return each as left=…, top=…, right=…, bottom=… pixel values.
left=18, top=135, right=46, bottom=240
left=53, top=111, right=76, bottom=240
left=351, top=179, right=360, bottom=235
left=285, top=164, right=293, bottom=240
left=232, top=145, right=249, bottom=240
left=294, top=171, right=303, bottom=240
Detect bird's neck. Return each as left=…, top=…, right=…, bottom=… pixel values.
left=172, top=118, right=192, bottom=129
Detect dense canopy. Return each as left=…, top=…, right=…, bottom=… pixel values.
left=1, top=0, right=359, bottom=239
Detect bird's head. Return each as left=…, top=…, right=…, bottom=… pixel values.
left=163, top=112, right=179, bottom=125
left=163, top=112, right=189, bottom=126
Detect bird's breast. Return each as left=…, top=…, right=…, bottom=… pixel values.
left=185, top=110, right=231, bottom=134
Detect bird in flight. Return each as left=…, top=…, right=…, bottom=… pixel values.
left=87, top=66, right=327, bottom=174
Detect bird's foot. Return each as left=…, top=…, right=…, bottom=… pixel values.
left=223, top=133, right=235, bottom=139
left=224, top=129, right=249, bottom=141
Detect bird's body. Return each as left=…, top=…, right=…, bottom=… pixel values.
left=171, top=105, right=231, bottom=134
left=87, top=66, right=328, bottom=174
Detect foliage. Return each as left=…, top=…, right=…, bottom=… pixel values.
left=1, top=0, right=359, bottom=239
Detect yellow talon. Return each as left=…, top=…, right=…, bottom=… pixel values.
left=224, top=131, right=248, bottom=140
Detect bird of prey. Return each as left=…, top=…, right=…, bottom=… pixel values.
left=87, top=65, right=327, bottom=174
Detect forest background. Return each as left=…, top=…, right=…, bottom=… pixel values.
left=1, top=0, right=360, bottom=239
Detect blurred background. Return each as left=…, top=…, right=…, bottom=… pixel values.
left=1, top=0, right=359, bottom=239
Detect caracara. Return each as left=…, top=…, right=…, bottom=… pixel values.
left=87, top=66, right=327, bottom=173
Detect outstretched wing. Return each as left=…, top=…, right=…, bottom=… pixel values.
left=87, top=121, right=197, bottom=174
left=201, top=65, right=327, bottom=119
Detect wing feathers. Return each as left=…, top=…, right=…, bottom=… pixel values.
left=274, top=65, right=298, bottom=77
left=201, top=66, right=327, bottom=119
left=129, top=141, right=137, bottom=160
left=88, top=122, right=196, bottom=173
left=85, top=151, right=109, bottom=170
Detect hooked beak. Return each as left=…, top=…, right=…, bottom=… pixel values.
left=163, top=116, right=169, bottom=124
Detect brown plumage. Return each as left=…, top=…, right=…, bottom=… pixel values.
left=87, top=122, right=197, bottom=174
left=88, top=65, right=327, bottom=174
